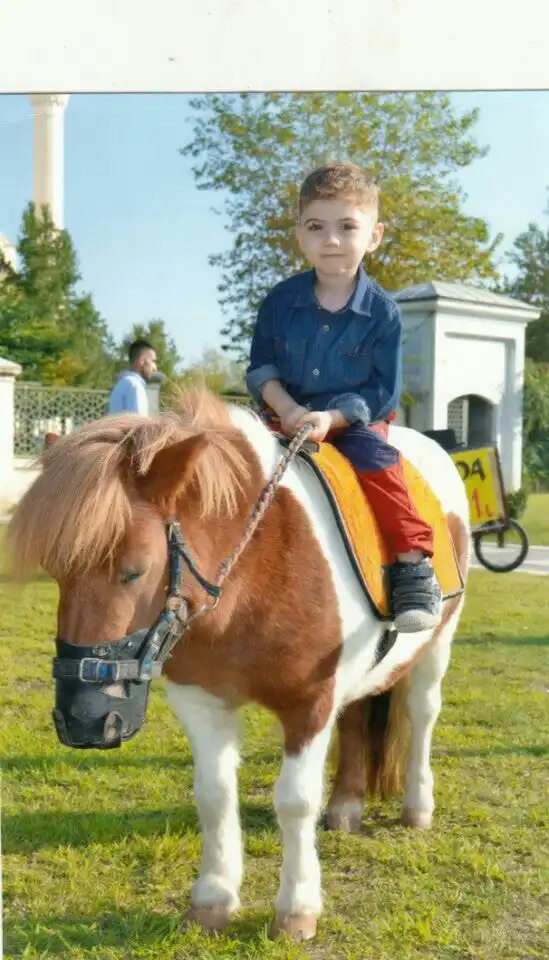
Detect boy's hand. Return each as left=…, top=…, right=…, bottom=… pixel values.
left=279, top=404, right=309, bottom=437
left=295, top=410, right=334, bottom=443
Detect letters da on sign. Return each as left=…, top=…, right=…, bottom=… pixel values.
left=449, top=445, right=505, bottom=527
left=453, top=456, right=486, bottom=483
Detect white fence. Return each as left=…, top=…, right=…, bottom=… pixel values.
left=0, top=359, right=161, bottom=513
left=13, top=382, right=110, bottom=457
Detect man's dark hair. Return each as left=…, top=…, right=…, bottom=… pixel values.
left=128, top=339, right=155, bottom=364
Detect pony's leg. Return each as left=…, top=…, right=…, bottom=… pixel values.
left=402, top=615, right=458, bottom=829
left=325, top=700, right=365, bottom=834
left=165, top=682, right=242, bottom=929
left=271, top=716, right=335, bottom=941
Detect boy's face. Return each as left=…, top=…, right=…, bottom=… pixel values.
left=296, top=197, right=384, bottom=278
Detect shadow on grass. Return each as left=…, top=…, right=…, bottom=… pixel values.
left=434, top=744, right=549, bottom=758
left=3, top=904, right=274, bottom=957
left=2, top=800, right=278, bottom=855
left=1, top=751, right=194, bottom=773
left=2, top=746, right=281, bottom=774
left=455, top=635, right=549, bottom=647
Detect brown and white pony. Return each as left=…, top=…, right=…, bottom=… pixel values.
left=8, top=390, right=470, bottom=941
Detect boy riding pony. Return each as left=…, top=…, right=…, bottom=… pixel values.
left=246, top=162, right=442, bottom=633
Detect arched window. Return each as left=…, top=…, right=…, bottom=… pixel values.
left=447, top=395, right=494, bottom=447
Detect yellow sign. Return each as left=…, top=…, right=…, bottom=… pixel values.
left=450, top=445, right=505, bottom=529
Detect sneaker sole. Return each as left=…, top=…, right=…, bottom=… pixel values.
left=394, top=608, right=443, bottom=633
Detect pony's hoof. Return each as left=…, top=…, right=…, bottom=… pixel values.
left=325, top=810, right=362, bottom=834
left=401, top=808, right=432, bottom=830
left=270, top=912, right=318, bottom=941
left=184, top=906, right=232, bottom=932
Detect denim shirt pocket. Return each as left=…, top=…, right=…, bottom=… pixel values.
left=274, top=336, right=306, bottom=385
left=337, top=344, right=372, bottom=386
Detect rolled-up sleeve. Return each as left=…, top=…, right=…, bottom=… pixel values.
left=327, top=303, right=402, bottom=426
left=327, top=391, right=372, bottom=426
left=246, top=294, right=280, bottom=402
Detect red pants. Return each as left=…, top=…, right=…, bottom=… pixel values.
left=331, top=420, right=433, bottom=560
left=265, top=411, right=434, bottom=562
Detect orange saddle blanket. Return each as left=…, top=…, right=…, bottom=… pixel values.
left=298, top=441, right=464, bottom=619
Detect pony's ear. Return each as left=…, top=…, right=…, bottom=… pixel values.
left=136, top=434, right=209, bottom=510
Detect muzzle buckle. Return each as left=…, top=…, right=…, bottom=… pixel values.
left=78, top=657, right=120, bottom=683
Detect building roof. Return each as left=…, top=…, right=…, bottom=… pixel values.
left=0, top=356, right=22, bottom=375
left=395, top=281, right=538, bottom=313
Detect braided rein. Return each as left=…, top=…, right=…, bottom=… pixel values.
left=181, top=422, right=314, bottom=627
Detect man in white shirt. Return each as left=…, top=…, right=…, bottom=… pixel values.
left=108, top=340, right=158, bottom=416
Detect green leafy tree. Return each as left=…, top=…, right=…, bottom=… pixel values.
left=0, top=203, right=116, bottom=385
left=182, top=93, right=501, bottom=360
left=503, top=195, right=549, bottom=362
left=175, top=346, right=246, bottom=395
left=522, top=359, right=549, bottom=488
left=115, top=319, right=182, bottom=382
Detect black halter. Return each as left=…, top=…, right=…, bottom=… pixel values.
left=51, top=521, right=220, bottom=750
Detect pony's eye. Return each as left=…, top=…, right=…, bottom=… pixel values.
left=120, top=570, right=143, bottom=586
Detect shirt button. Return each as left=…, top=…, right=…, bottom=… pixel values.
left=312, top=368, right=320, bottom=376
left=323, top=324, right=330, bottom=332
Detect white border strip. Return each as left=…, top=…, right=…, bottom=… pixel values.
left=1, top=0, right=548, bottom=93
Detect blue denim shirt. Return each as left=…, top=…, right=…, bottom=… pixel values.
left=246, top=266, right=402, bottom=426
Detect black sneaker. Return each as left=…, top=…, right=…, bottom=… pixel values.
left=389, top=559, right=443, bottom=633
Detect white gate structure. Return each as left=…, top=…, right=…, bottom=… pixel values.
left=395, top=282, right=539, bottom=491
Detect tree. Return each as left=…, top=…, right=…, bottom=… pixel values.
left=0, top=203, right=116, bottom=386
left=182, top=93, right=501, bottom=360
left=175, top=346, right=246, bottom=395
left=115, top=318, right=183, bottom=382
left=503, top=195, right=549, bottom=362
left=522, top=358, right=549, bottom=488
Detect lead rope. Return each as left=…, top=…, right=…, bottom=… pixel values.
left=180, top=422, right=314, bottom=628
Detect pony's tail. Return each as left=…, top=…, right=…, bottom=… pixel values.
left=362, top=678, right=410, bottom=798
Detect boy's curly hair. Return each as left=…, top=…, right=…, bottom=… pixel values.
left=299, top=162, right=379, bottom=216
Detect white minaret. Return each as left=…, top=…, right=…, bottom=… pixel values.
left=28, top=94, right=70, bottom=229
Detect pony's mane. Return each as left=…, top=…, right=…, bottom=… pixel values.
left=8, top=388, right=251, bottom=579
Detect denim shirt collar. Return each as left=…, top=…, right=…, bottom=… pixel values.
left=294, top=264, right=372, bottom=317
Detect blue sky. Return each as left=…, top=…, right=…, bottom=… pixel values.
left=0, top=92, right=548, bottom=365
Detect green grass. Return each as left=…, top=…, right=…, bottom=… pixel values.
left=1, top=569, right=548, bottom=960
left=522, top=492, right=549, bottom=546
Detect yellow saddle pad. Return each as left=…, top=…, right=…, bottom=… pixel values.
left=302, top=441, right=464, bottom=619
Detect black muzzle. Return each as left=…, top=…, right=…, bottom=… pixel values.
left=49, top=520, right=222, bottom=750
left=52, top=621, right=174, bottom=749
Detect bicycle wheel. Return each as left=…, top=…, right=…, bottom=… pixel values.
left=473, top=519, right=530, bottom=573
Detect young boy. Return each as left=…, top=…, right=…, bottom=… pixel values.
left=246, top=162, right=442, bottom=633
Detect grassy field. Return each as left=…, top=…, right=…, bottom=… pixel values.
left=1, top=567, right=548, bottom=960
left=522, top=492, right=549, bottom=546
